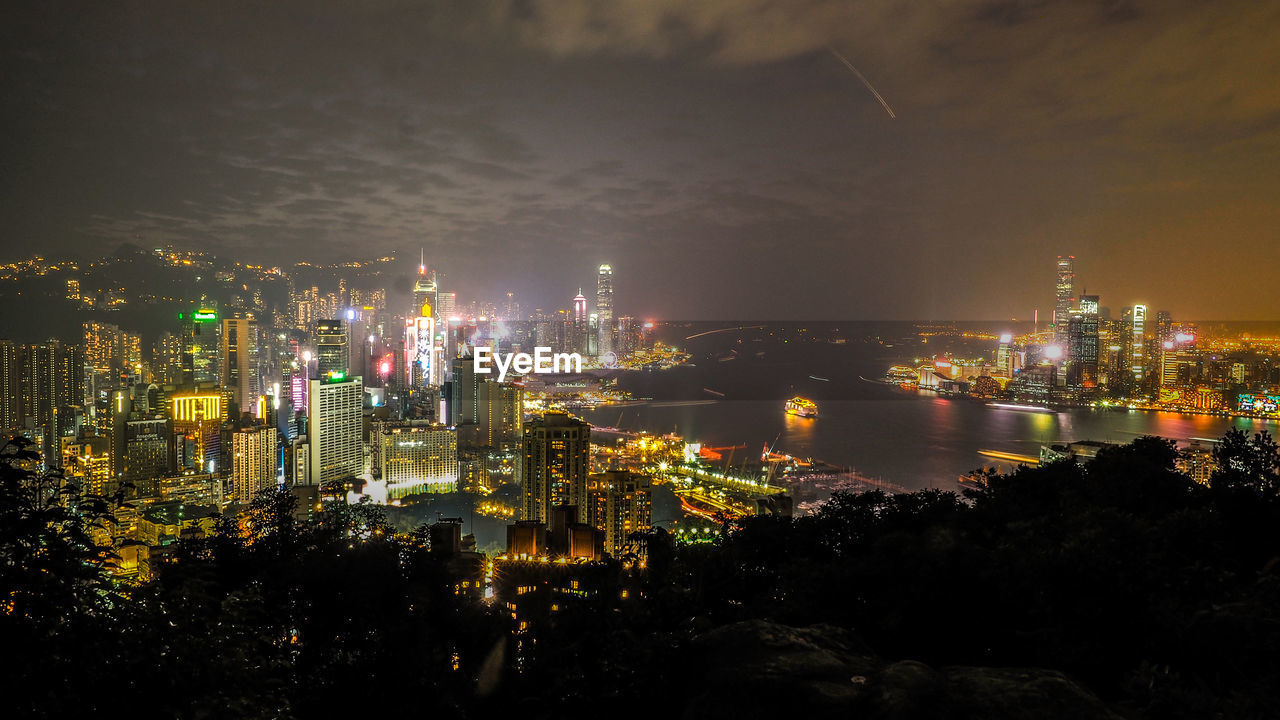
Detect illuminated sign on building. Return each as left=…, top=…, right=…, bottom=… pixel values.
left=192, top=310, right=217, bottom=321
left=1238, top=393, right=1280, bottom=416
left=170, top=394, right=224, bottom=423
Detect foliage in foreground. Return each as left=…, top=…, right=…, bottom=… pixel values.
left=2, top=430, right=1280, bottom=718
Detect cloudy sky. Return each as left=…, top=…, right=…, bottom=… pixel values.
left=3, top=1, right=1279, bottom=319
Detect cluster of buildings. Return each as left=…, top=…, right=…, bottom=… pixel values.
left=0, top=255, right=656, bottom=588
left=908, top=255, right=1280, bottom=418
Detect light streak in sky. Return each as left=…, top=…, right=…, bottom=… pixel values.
left=827, top=47, right=897, bottom=119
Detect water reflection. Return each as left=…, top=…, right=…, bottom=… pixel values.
left=585, top=399, right=1279, bottom=492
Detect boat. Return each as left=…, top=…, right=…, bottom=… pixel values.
left=785, top=396, right=818, bottom=418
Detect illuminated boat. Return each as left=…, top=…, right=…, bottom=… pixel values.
left=785, top=396, right=818, bottom=418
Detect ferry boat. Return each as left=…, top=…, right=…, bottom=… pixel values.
left=785, top=396, right=818, bottom=418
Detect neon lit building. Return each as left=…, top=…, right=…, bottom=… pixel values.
left=406, top=301, right=441, bottom=388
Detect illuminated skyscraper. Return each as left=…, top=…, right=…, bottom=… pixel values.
left=406, top=301, right=440, bottom=388
left=520, top=412, right=590, bottom=524
left=586, top=470, right=651, bottom=558
left=995, top=333, right=1014, bottom=378
left=83, top=321, right=122, bottom=375
left=1054, top=255, right=1075, bottom=343
left=22, top=341, right=84, bottom=465
left=0, top=340, right=20, bottom=432
left=153, top=332, right=184, bottom=385
left=436, top=291, right=457, bottom=321
left=221, top=313, right=260, bottom=413
left=230, top=424, right=280, bottom=504
left=596, top=264, right=614, bottom=355
left=122, top=417, right=173, bottom=498
left=572, top=290, right=589, bottom=355
left=412, top=251, right=437, bottom=314
left=477, top=380, right=523, bottom=452
left=305, top=372, right=364, bottom=485
left=181, top=308, right=220, bottom=385
left=450, top=356, right=479, bottom=427
left=1066, top=294, right=1099, bottom=389
left=1130, top=304, right=1148, bottom=384
left=314, top=319, right=348, bottom=378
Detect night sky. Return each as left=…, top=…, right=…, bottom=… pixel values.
left=3, top=1, right=1279, bottom=319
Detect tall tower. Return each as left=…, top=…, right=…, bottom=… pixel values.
left=572, top=290, right=589, bottom=355
left=306, top=373, right=364, bottom=485
left=1054, top=256, right=1075, bottom=344
left=1066, top=295, right=1100, bottom=389
left=221, top=313, right=260, bottom=414
left=596, top=264, right=614, bottom=355
left=230, top=424, right=280, bottom=504
left=314, top=320, right=348, bottom=378
left=520, top=412, right=590, bottom=524
left=0, top=340, right=21, bottom=432
left=181, top=308, right=221, bottom=385
left=1130, top=304, right=1148, bottom=384
left=412, top=250, right=437, bottom=316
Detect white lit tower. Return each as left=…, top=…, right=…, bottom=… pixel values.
left=573, top=290, right=589, bottom=356
left=596, top=264, right=614, bottom=356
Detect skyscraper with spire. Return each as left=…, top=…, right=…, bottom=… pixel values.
left=412, top=249, right=437, bottom=314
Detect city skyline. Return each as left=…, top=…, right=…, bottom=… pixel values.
left=4, top=1, right=1280, bottom=319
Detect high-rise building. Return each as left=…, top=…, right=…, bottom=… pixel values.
left=122, top=417, right=173, bottom=498
left=153, top=332, right=184, bottom=385
left=0, top=340, right=20, bottom=432
left=61, top=436, right=112, bottom=497
left=586, top=470, right=651, bottom=558
left=221, top=313, right=260, bottom=414
left=477, top=380, right=523, bottom=452
left=373, top=420, right=457, bottom=498
left=305, top=373, right=363, bottom=486
left=572, top=290, right=589, bottom=355
left=230, top=424, right=280, bottom=504
left=450, top=356, right=479, bottom=427
left=436, top=291, right=457, bottom=321
left=314, top=319, right=348, bottom=378
left=1054, top=255, right=1075, bottom=344
left=83, top=321, right=122, bottom=375
left=995, top=333, right=1014, bottom=378
left=406, top=301, right=441, bottom=388
left=596, top=264, right=614, bottom=356
left=1066, top=294, right=1100, bottom=389
left=520, top=412, right=590, bottom=524
left=181, top=308, right=221, bottom=385
left=1130, top=304, right=1148, bottom=384
left=22, top=341, right=84, bottom=465
left=167, top=387, right=225, bottom=473
left=412, top=252, right=437, bottom=315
